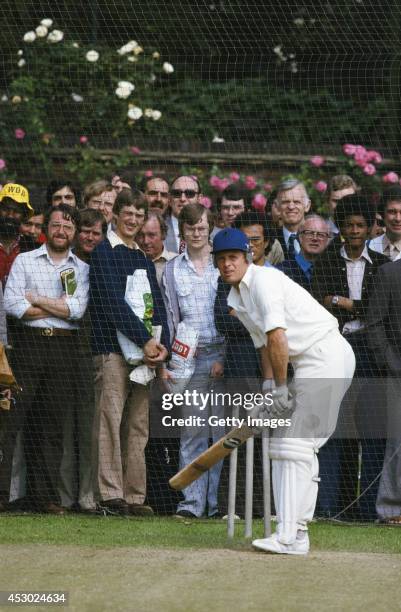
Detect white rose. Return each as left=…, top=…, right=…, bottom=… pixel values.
left=144, top=108, right=153, bottom=118
left=127, top=55, right=138, bottom=63
left=35, top=25, right=48, bottom=37
left=17, top=50, right=23, bottom=56
left=72, top=42, right=80, bottom=48
left=86, top=50, right=99, bottom=62
left=162, top=62, right=174, bottom=74
left=71, top=93, right=84, bottom=102
left=152, top=51, right=160, bottom=60
left=115, top=81, right=135, bottom=99
left=48, top=30, right=64, bottom=43
left=212, top=135, right=225, bottom=143
left=117, top=41, right=138, bottom=55
left=18, top=59, right=26, bottom=68
left=133, top=45, right=143, bottom=55
left=151, top=110, right=162, bottom=121
left=1, top=95, right=8, bottom=102
left=127, top=106, right=143, bottom=120
left=23, top=31, right=36, bottom=43
left=41, top=18, right=53, bottom=27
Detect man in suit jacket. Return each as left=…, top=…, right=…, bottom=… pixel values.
left=367, top=255, right=401, bottom=523
left=312, top=193, right=388, bottom=520
left=277, top=214, right=331, bottom=291
left=369, top=186, right=401, bottom=261
left=273, top=179, right=311, bottom=259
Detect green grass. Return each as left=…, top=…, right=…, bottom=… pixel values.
left=1, top=515, right=400, bottom=554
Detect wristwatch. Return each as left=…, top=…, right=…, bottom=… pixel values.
left=331, top=295, right=340, bottom=306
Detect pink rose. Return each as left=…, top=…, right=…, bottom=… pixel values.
left=310, top=155, right=325, bottom=167
left=383, top=171, right=399, bottom=184
left=0, top=159, right=6, bottom=170
left=244, top=175, right=257, bottom=190
left=229, top=172, right=240, bottom=182
left=79, top=135, right=88, bottom=144
left=363, top=163, right=376, bottom=176
left=144, top=169, right=153, bottom=178
left=130, top=146, right=141, bottom=155
left=366, top=150, right=382, bottom=164
left=199, top=195, right=212, bottom=209
left=15, top=128, right=25, bottom=140
left=314, top=181, right=327, bottom=193
left=217, top=178, right=230, bottom=192
left=252, top=193, right=267, bottom=211
left=209, top=175, right=221, bottom=188
left=343, top=144, right=357, bottom=156
left=263, top=182, right=273, bottom=192
left=354, top=145, right=368, bottom=167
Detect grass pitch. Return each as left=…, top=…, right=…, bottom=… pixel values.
left=1, top=516, right=401, bottom=611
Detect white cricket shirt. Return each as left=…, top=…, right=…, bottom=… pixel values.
left=227, top=264, right=338, bottom=357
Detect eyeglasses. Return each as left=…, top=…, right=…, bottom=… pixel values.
left=299, top=230, right=330, bottom=240
left=184, top=226, right=209, bottom=235
left=171, top=189, right=198, bottom=199
left=147, top=190, right=169, bottom=198
left=89, top=199, right=113, bottom=208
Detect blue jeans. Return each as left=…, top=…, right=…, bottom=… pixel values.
left=177, top=345, right=225, bottom=517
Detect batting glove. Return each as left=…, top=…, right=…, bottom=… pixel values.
left=269, top=385, right=294, bottom=417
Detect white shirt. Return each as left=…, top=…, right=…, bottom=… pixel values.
left=340, top=245, right=371, bottom=334
left=4, top=244, right=89, bottom=329
left=107, top=228, right=139, bottom=250
left=153, top=247, right=176, bottom=285
left=171, top=216, right=180, bottom=252
left=227, top=264, right=338, bottom=357
left=369, top=234, right=401, bottom=261
left=283, top=226, right=301, bottom=254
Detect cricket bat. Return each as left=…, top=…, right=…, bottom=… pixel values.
left=169, top=422, right=258, bottom=490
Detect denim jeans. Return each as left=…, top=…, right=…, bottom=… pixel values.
left=177, top=345, right=225, bottom=517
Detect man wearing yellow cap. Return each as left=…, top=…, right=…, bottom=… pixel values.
left=0, top=183, right=34, bottom=283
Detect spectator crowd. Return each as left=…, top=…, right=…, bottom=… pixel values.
left=0, top=170, right=400, bottom=524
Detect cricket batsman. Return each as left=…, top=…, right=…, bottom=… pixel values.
left=212, top=228, right=355, bottom=555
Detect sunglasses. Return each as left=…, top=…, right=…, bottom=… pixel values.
left=171, top=189, right=198, bottom=199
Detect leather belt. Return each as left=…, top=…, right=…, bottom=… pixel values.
left=27, top=327, right=77, bottom=337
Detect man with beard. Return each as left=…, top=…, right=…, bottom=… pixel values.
left=2, top=205, right=89, bottom=513
left=0, top=183, right=35, bottom=283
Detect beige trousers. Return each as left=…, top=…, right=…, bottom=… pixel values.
left=93, top=353, right=149, bottom=504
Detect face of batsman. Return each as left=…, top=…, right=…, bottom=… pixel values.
left=215, top=250, right=249, bottom=286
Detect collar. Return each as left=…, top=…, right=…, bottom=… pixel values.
left=340, top=244, right=372, bottom=264
left=153, top=246, right=175, bottom=263
left=295, top=251, right=313, bottom=274
left=32, top=243, right=78, bottom=264
left=107, top=229, right=138, bottom=250
left=382, top=233, right=401, bottom=252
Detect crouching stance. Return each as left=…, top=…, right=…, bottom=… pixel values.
left=213, top=229, right=355, bottom=555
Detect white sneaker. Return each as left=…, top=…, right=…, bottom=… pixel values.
left=252, top=531, right=309, bottom=556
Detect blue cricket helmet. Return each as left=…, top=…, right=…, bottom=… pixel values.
left=212, top=227, right=250, bottom=254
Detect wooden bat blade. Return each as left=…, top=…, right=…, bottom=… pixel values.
left=169, top=423, right=256, bottom=491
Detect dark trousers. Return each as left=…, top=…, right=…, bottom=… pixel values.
left=0, top=329, right=77, bottom=506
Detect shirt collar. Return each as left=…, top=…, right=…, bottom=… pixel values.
left=107, top=229, right=138, bottom=250
left=32, top=243, right=78, bottom=264
left=153, top=246, right=174, bottom=263
left=295, top=251, right=313, bottom=274
left=283, top=226, right=295, bottom=245
left=382, top=233, right=401, bottom=252
left=340, top=244, right=372, bottom=264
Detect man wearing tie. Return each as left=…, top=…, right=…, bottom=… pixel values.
left=273, top=179, right=311, bottom=259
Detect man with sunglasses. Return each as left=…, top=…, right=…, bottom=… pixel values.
left=164, top=175, right=202, bottom=253
left=277, top=214, right=331, bottom=291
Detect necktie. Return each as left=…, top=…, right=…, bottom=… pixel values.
left=288, top=234, right=296, bottom=258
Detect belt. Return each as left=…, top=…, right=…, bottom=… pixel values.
left=26, top=327, right=77, bottom=337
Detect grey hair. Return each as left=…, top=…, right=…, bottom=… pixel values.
left=276, top=179, right=310, bottom=206
left=298, top=214, right=330, bottom=234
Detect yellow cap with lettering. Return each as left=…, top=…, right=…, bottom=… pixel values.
left=0, top=183, right=33, bottom=215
